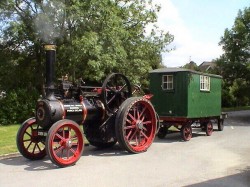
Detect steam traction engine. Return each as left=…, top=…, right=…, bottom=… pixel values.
left=16, top=45, right=157, bottom=167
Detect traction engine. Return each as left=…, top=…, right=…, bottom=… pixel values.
left=16, top=45, right=157, bottom=167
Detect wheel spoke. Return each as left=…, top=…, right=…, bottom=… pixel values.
left=128, top=113, right=136, bottom=122
left=138, top=107, right=146, bottom=120
left=32, top=143, right=37, bottom=154
left=69, top=148, right=76, bottom=156
left=26, top=141, right=32, bottom=150
left=23, top=138, right=32, bottom=142
left=107, top=94, right=117, bottom=105
left=125, top=129, right=133, bottom=140
left=142, top=120, right=152, bottom=125
left=118, top=84, right=127, bottom=92
left=25, top=131, right=32, bottom=137
left=37, top=143, right=42, bottom=152
left=71, top=142, right=78, bottom=146
left=55, top=145, right=64, bottom=154
left=128, top=130, right=137, bottom=142
left=135, top=134, right=139, bottom=145
left=126, top=118, right=133, bottom=124
left=141, top=131, right=149, bottom=140
left=71, top=136, right=78, bottom=141
left=55, top=133, right=65, bottom=141
left=124, top=125, right=135, bottom=130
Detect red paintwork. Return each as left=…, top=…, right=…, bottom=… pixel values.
left=123, top=99, right=156, bottom=152
left=143, top=94, right=153, bottom=100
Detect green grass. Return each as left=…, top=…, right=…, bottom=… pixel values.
left=0, top=124, right=89, bottom=156
left=0, top=124, right=20, bottom=155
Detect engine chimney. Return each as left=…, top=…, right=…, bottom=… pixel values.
left=44, top=44, right=56, bottom=100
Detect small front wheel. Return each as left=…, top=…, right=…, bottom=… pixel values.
left=16, top=117, right=46, bottom=160
left=46, top=120, right=84, bottom=167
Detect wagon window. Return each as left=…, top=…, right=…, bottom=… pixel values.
left=162, top=75, right=173, bottom=90
left=200, top=75, right=210, bottom=91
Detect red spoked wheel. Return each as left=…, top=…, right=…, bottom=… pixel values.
left=181, top=124, right=192, bottom=141
left=205, top=121, right=213, bottom=136
left=115, top=97, right=157, bottom=153
left=16, top=117, right=46, bottom=160
left=46, top=120, right=84, bottom=167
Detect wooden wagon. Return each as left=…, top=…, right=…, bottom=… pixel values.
left=149, top=68, right=227, bottom=141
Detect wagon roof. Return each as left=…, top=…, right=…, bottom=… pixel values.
left=149, top=68, right=222, bottom=78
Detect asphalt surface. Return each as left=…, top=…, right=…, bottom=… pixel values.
left=0, top=110, right=250, bottom=187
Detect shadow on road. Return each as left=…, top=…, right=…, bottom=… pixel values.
left=0, top=156, right=57, bottom=171
left=184, top=167, right=250, bottom=187
left=0, top=144, right=129, bottom=170
left=154, top=128, right=221, bottom=144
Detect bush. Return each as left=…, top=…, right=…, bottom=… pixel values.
left=0, top=88, right=39, bottom=125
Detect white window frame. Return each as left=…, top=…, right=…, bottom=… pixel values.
left=200, top=75, right=210, bottom=91
left=162, top=75, right=173, bottom=90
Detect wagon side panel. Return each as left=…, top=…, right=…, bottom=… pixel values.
left=187, top=73, right=221, bottom=118
left=149, top=71, right=188, bottom=117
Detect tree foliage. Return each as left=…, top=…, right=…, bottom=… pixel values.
left=215, top=7, right=250, bottom=107
left=0, top=0, right=173, bottom=124
left=0, top=0, right=173, bottom=88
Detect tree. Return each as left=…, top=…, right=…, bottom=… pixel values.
left=217, top=7, right=250, bottom=106
left=0, top=0, right=173, bottom=123
left=0, top=0, right=173, bottom=89
left=182, top=61, right=199, bottom=71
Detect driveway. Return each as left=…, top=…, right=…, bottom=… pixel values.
left=0, top=110, right=250, bottom=187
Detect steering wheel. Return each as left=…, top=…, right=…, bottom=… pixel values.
left=101, top=73, right=132, bottom=113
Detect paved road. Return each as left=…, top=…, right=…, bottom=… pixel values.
left=0, top=110, right=250, bottom=187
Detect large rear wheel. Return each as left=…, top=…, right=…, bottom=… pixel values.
left=16, top=117, right=46, bottom=160
left=115, top=97, right=157, bottom=153
left=46, top=120, right=84, bottom=167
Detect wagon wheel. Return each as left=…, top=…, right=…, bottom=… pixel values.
left=16, top=117, right=46, bottom=160
left=101, top=73, right=132, bottom=113
left=205, top=121, right=213, bottom=136
left=46, top=119, right=84, bottom=167
left=218, top=119, right=224, bottom=131
left=115, top=97, right=157, bottom=153
left=157, top=126, right=168, bottom=139
left=181, top=124, right=192, bottom=141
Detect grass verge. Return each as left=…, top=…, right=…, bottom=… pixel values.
left=0, top=124, right=89, bottom=156
left=0, top=124, right=20, bottom=155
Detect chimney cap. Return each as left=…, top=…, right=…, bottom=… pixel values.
left=44, top=44, right=56, bottom=51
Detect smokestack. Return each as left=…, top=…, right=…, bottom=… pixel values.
left=44, top=44, right=56, bottom=100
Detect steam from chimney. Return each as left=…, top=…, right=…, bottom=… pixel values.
left=34, top=1, right=65, bottom=43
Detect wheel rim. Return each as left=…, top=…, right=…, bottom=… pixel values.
left=102, top=73, right=132, bottom=113
left=123, top=100, right=156, bottom=152
left=49, top=122, right=84, bottom=166
left=17, top=118, right=46, bottom=159
left=183, top=125, right=192, bottom=141
left=206, top=122, right=213, bottom=136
